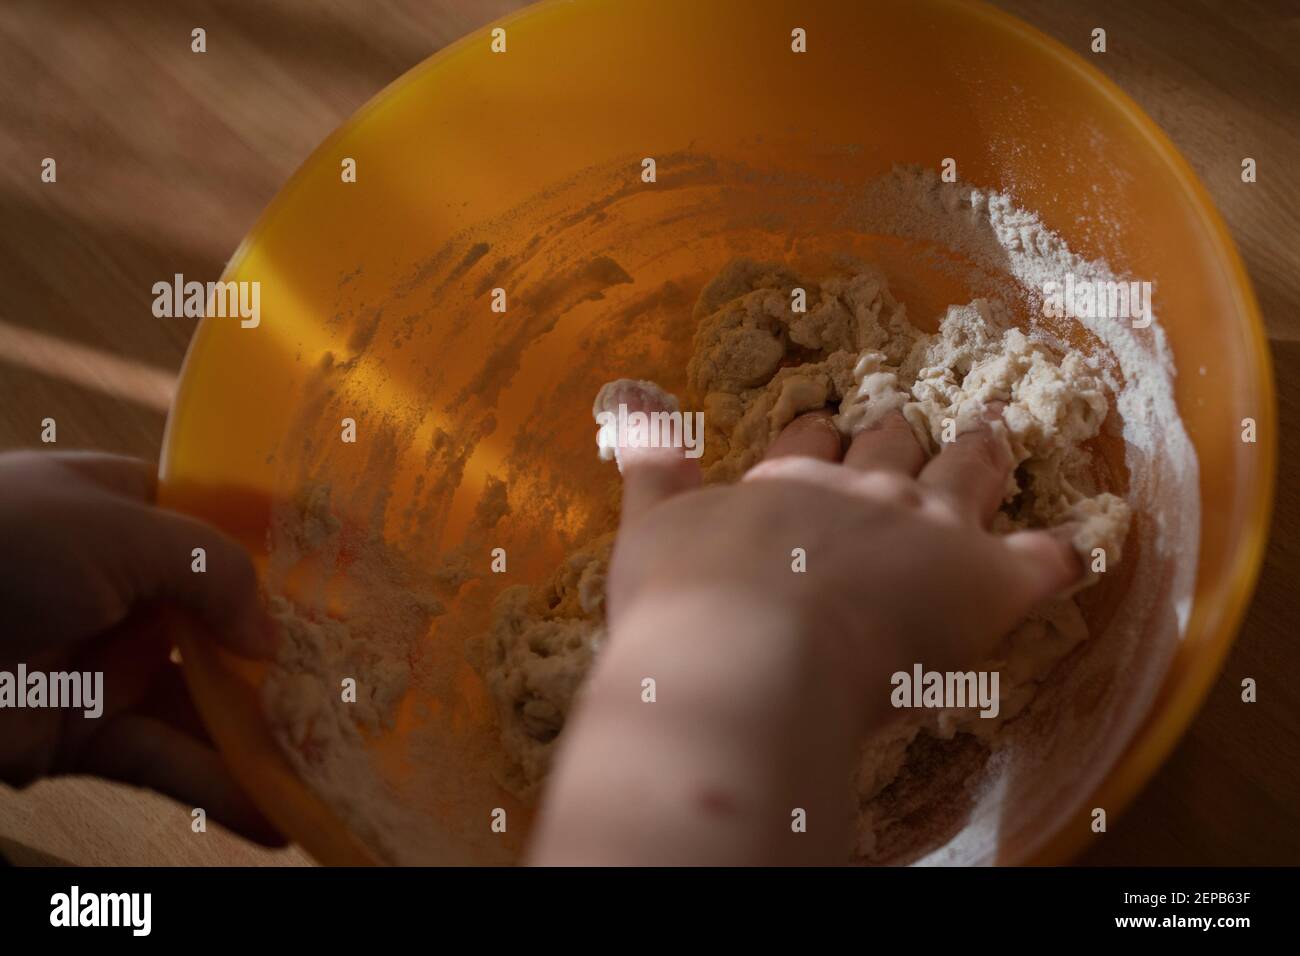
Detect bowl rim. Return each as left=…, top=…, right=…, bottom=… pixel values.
left=957, top=0, right=1277, bottom=864
left=160, top=0, right=1278, bottom=866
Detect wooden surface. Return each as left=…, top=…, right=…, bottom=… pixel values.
left=0, top=0, right=1296, bottom=865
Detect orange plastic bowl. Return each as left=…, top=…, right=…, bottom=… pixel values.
left=160, top=0, right=1274, bottom=865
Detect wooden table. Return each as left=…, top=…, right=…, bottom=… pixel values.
left=0, top=0, right=1295, bottom=865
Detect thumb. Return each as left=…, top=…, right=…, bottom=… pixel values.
left=1002, top=525, right=1086, bottom=604
left=113, top=499, right=277, bottom=659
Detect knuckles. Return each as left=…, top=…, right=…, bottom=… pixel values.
left=852, top=471, right=923, bottom=509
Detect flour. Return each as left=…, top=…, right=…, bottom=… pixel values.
left=484, top=534, right=612, bottom=798
left=483, top=166, right=1194, bottom=863
left=260, top=474, right=518, bottom=865
left=485, top=258, right=1129, bottom=856
left=259, top=163, right=1197, bottom=866
left=261, top=482, right=447, bottom=863
left=679, top=261, right=1126, bottom=559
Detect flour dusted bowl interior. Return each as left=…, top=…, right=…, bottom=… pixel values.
left=160, top=0, right=1272, bottom=865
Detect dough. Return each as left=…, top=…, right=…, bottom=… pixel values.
left=485, top=534, right=611, bottom=798
left=484, top=258, right=1131, bottom=856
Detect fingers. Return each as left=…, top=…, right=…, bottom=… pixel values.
left=762, top=410, right=843, bottom=463
left=136, top=657, right=215, bottom=745
left=51, top=614, right=208, bottom=768
left=619, top=450, right=702, bottom=524
left=0, top=451, right=272, bottom=660
left=918, top=405, right=1014, bottom=525
left=74, top=714, right=285, bottom=846
left=1002, top=526, right=1085, bottom=600
left=54, top=624, right=283, bottom=846
left=52, top=452, right=157, bottom=502
left=76, top=609, right=175, bottom=723
left=114, top=502, right=277, bottom=659
left=603, top=381, right=703, bottom=524
left=843, top=410, right=925, bottom=476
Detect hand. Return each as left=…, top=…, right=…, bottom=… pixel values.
left=607, top=407, right=1082, bottom=702
left=0, top=450, right=281, bottom=845
left=529, top=405, right=1081, bottom=865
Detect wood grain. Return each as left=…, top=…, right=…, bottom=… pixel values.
left=0, top=0, right=1295, bottom=865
